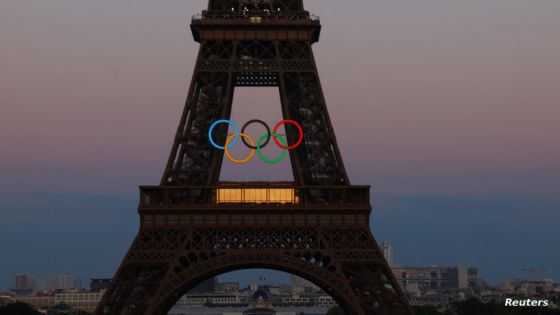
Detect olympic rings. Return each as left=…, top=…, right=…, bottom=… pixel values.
left=257, top=133, right=288, bottom=164
left=208, top=119, right=303, bottom=164
left=225, top=133, right=255, bottom=164
left=209, top=119, right=239, bottom=150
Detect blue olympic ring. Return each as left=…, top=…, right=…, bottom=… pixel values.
left=208, top=119, right=239, bottom=150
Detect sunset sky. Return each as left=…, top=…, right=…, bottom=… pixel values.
left=1, top=0, right=559, bottom=289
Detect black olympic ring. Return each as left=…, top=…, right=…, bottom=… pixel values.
left=241, top=119, right=271, bottom=150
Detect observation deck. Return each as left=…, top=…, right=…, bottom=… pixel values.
left=191, top=10, right=321, bottom=42
left=139, top=182, right=370, bottom=211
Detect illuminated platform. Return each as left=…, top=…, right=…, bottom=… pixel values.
left=139, top=182, right=370, bottom=209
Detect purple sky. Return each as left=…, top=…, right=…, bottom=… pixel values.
left=1, top=0, right=559, bottom=289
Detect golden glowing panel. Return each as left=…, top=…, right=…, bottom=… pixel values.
left=217, top=188, right=298, bottom=204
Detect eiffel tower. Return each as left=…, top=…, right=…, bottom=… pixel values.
left=96, top=1, right=413, bottom=314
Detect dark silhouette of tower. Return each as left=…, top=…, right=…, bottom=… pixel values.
left=95, top=1, right=413, bottom=314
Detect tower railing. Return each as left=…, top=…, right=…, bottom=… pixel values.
left=139, top=184, right=370, bottom=209
left=192, top=10, right=319, bottom=24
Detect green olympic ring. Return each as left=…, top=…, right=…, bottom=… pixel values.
left=257, top=133, right=288, bottom=164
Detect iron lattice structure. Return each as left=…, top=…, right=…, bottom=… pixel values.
left=96, top=1, right=413, bottom=314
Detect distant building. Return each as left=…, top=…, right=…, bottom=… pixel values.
left=268, top=283, right=292, bottom=296
left=314, top=294, right=337, bottom=308
left=90, top=278, right=112, bottom=293
left=54, top=289, right=105, bottom=313
left=291, top=275, right=318, bottom=293
left=0, top=292, right=14, bottom=306
left=217, top=282, right=240, bottom=293
left=8, top=289, right=104, bottom=313
left=40, top=275, right=81, bottom=292
left=191, top=277, right=217, bottom=293
left=175, top=292, right=241, bottom=306
left=498, top=278, right=554, bottom=295
left=14, top=292, right=56, bottom=309
left=281, top=294, right=311, bottom=305
left=11, top=275, right=36, bottom=296
left=246, top=288, right=274, bottom=315
left=392, top=266, right=478, bottom=292
left=381, top=242, right=395, bottom=268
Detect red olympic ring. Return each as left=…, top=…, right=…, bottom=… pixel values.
left=273, top=120, right=304, bottom=150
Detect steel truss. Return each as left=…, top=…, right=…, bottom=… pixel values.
left=95, top=1, right=413, bottom=314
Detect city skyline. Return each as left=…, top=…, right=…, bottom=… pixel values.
left=3, top=269, right=558, bottom=312
left=1, top=0, right=559, bottom=294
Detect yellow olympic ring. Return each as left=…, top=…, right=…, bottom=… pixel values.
left=224, top=133, right=255, bottom=164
